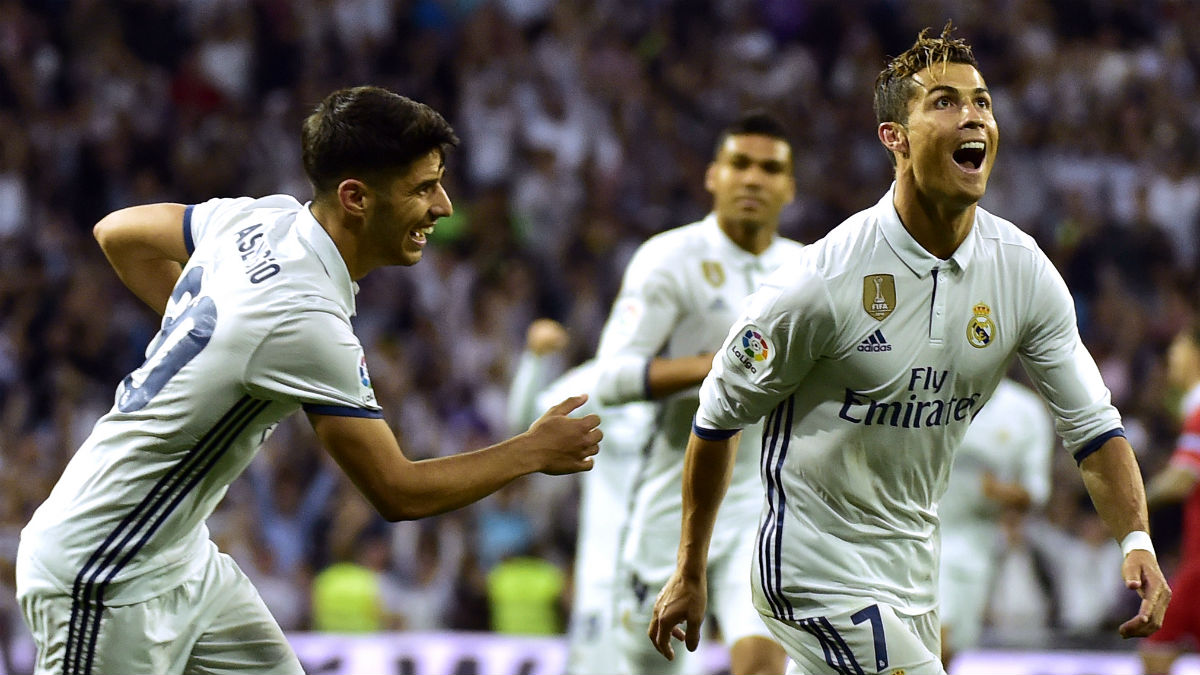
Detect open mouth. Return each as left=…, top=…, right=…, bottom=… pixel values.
left=952, top=141, right=986, bottom=171
left=410, top=225, right=433, bottom=244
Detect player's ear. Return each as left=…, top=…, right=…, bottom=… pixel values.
left=337, top=179, right=369, bottom=218
left=878, top=122, right=908, bottom=158
left=703, top=163, right=718, bottom=194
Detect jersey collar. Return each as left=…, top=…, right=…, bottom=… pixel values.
left=299, top=202, right=359, bottom=316
left=876, top=183, right=977, bottom=279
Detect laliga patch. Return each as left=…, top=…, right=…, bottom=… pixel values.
left=729, top=326, right=772, bottom=374
left=612, top=297, right=645, bottom=334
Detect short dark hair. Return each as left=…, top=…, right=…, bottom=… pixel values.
left=301, top=86, right=460, bottom=196
left=713, top=110, right=792, bottom=159
left=874, top=22, right=978, bottom=129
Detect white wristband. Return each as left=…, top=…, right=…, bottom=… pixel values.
left=1120, top=530, right=1155, bottom=558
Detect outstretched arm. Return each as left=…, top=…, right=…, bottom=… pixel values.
left=309, top=395, right=602, bottom=521
left=645, top=353, right=717, bottom=400
left=649, top=430, right=739, bottom=660
left=1078, top=436, right=1171, bottom=638
left=1145, top=464, right=1198, bottom=512
left=93, top=203, right=190, bottom=315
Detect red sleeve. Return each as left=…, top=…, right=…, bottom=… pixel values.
left=1169, top=404, right=1200, bottom=474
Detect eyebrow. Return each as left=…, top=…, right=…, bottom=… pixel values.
left=923, top=84, right=990, bottom=98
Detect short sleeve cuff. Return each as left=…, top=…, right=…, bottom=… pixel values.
left=1073, top=428, right=1126, bottom=465
left=595, top=354, right=651, bottom=405
left=303, top=404, right=384, bottom=419
left=183, top=204, right=196, bottom=255
left=693, top=421, right=740, bottom=440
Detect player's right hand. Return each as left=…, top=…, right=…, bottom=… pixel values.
left=526, top=318, right=569, bottom=356
left=526, top=394, right=601, bottom=475
left=649, top=568, right=707, bottom=661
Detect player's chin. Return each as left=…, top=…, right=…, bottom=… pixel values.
left=733, top=212, right=772, bottom=230
left=396, top=248, right=424, bottom=266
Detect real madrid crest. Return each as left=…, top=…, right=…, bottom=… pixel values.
left=701, top=260, right=725, bottom=287
left=966, top=302, right=995, bottom=348
left=862, top=274, right=896, bottom=321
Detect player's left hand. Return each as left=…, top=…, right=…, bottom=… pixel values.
left=1118, top=549, right=1171, bottom=638
left=648, top=569, right=707, bottom=661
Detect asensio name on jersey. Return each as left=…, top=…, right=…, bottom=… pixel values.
left=18, top=195, right=380, bottom=607
left=695, top=185, right=1122, bottom=619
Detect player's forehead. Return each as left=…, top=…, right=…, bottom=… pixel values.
left=910, top=62, right=988, bottom=98
left=382, top=148, right=444, bottom=192
left=402, top=148, right=445, bottom=180
left=716, top=134, right=792, bottom=164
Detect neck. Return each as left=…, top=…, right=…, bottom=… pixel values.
left=891, top=175, right=976, bottom=260
left=309, top=199, right=369, bottom=280
left=717, top=217, right=776, bottom=255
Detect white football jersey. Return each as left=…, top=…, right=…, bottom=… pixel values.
left=593, top=214, right=804, bottom=582
left=18, top=195, right=380, bottom=606
left=695, top=186, right=1123, bottom=618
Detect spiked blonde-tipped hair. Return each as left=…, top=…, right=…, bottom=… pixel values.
left=874, top=22, right=978, bottom=148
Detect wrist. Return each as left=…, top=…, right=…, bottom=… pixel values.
left=510, top=432, right=544, bottom=475
left=1120, top=530, right=1155, bottom=558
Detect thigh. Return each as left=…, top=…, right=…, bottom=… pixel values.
left=937, top=559, right=991, bottom=652
left=565, top=593, right=616, bottom=675
left=20, top=588, right=187, bottom=675
left=185, top=553, right=302, bottom=675
left=612, top=570, right=700, bottom=675
left=763, top=603, right=944, bottom=675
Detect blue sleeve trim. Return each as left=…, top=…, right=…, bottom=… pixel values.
left=642, top=360, right=653, bottom=400
left=1073, top=428, right=1126, bottom=465
left=692, top=421, right=740, bottom=440
left=303, top=404, right=384, bottom=419
left=183, top=204, right=196, bottom=256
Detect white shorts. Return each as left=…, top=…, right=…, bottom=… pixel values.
left=762, top=603, right=944, bottom=675
left=937, top=556, right=993, bottom=653
left=565, top=579, right=618, bottom=675
left=613, top=532, right=770, bottom=675
left=18, top=548, right=301, bottom=675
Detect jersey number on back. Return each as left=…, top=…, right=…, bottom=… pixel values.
left=118, top=266, right=217, bottom=412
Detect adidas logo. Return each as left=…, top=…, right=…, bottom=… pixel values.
left=857, top=329, right=892, bottom=352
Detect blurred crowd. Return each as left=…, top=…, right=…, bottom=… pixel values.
left=0, top=0, right=1198, bottom=660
